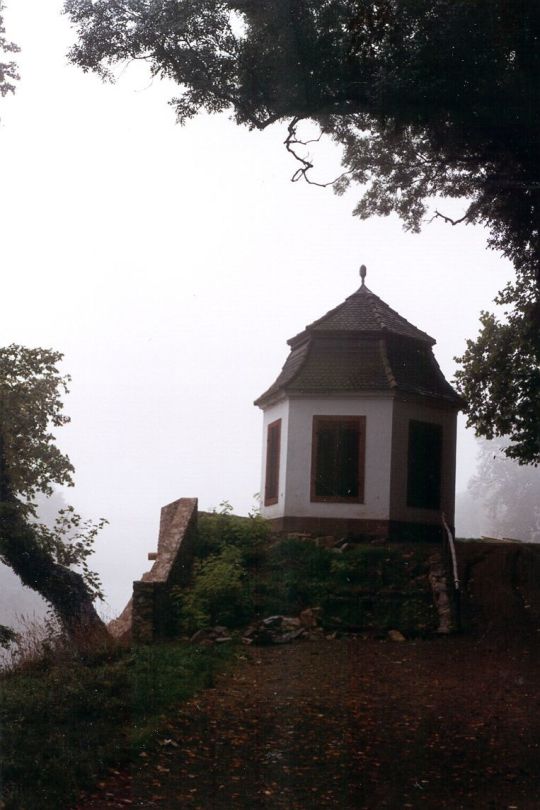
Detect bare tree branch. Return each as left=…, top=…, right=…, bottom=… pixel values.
left=429, top=209, right=472, bottom=227
left=284, top=116, right=353, bottom=188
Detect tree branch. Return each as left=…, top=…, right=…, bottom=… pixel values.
left=284, top=117, right=353, bottom=187
left=429, top=209, right=472, bottom=226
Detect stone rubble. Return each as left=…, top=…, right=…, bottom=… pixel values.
left=428, top=552, right=454, bottom=634
left=189, top=610, right=328, bottom=647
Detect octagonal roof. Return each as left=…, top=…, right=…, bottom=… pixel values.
left=255, top=278, right=463, bottom=409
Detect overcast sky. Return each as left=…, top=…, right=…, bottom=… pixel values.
left=0, top=0, right=513, bottom=617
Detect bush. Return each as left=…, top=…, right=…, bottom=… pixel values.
left=196, top=503, right=270, bottom=562
left=176, top=546, right=253, bottom=632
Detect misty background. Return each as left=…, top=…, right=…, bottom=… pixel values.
left=1, top=0, right=538, bottom=628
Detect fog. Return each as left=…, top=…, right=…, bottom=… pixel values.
left=0, top=0, right=515, bottom=621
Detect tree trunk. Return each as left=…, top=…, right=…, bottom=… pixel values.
left=0, top=444, right=108, bottom=644
left=0, top=500, right=108, bottom=642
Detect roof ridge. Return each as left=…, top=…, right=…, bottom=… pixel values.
left=253, top=340, right=311, bottom=406
left=367, top=292, right=389, bottom=331
left=285, top=339, right=313, bottom=390
left=370, top=290, right=434, bottom=343
left=378, top=339, right=397, bottom=388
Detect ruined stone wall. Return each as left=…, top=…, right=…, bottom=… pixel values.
left=110, top=497, right=198, bottom=643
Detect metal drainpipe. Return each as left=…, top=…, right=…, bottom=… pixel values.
left=442, top=512, right=460, bottom=591
left=442, top=512, right=461, bottom=632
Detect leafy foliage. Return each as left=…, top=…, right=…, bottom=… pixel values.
left=32, top=506, right=107, bottom=600
left=0, top=346, right=74, bottom=503
left=196, top=502, right=270, bottom=560
left=455, top=280, right=540, bottom=464
left=0, top=1, right=18, bottom=98
left=175, top=503, right=269, bottom=631
left=177, top=545, right=252, bottom=631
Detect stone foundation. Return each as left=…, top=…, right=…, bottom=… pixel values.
left=266, top=516, right=446, bottom=543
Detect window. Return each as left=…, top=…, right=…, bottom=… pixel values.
left=264, top=419, right=281, bottom=506
left=407, top=420, right=442, bottom=509
left=311, top=416, right=365, bottom=503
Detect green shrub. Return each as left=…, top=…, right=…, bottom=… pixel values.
left=195, top=503, right=270, bottom=561
left=176, top=546, right=253, bottom=632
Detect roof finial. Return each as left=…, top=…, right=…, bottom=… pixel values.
left=359, top=264, right=367, bottom=287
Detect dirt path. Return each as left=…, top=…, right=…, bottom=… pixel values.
left=76, top=630, right=540, bottom=810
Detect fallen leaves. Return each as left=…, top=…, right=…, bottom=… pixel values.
left=76, top=638, right=540, bottom=809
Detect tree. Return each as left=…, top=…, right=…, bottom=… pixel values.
left=468, top=438, right=540, bottom=542
left=0, top=345, right=107, bottom=640
left=65, top=0, right=540, bottom=461
left=0, top=0, right=18, bottom=97
left=455, top=280, right=540, bottom=465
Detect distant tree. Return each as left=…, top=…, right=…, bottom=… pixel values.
left=0, top=1, right=18, bottom=97
left=468, top=439, right=540, bottom=542
left=454, top=490, right=486, bottom=540
left=65, top=0, right=540, bottom=461
left=0, top=345, right=107, bottom=641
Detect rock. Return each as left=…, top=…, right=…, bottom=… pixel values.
left=190, top=629, right=211, bottom=643
left=248, top=628, right=275, bottom=646
left=315, top=535, right=340, bottom=548
left=388, top=629, right=406, bottom=642
left=274, top=629, right=306, bottom=644
left=299, top=607, right=322, bottom=628
left=242, top=625, right=257, bottom=638
left=262, top=615, right=283, bottom=629
left=281, top=616, right=302, bottom=630
left=160, top=739, right=179, bottom=748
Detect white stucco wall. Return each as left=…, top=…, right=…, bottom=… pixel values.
left=389, top=397, right=458, bottom=526
left=260, top=399, right=289, bottom=519
left=282, top=395, right=394, bottom=520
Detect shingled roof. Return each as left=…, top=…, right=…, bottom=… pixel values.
left=288, top=284, right=435, bottom=347
left=255, top=282, right=463, bottom=408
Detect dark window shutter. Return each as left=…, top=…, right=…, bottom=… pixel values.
left=311, top=417, right=365, bottom=503
left=264, top=419, right=281, bottom=506
left=407, top=420, right=442, bottom=509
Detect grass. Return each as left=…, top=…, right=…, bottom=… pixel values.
left=0, top=637, right=234, bottom=810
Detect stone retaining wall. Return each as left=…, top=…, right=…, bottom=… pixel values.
left=109, top=497, right=198, bottom=643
